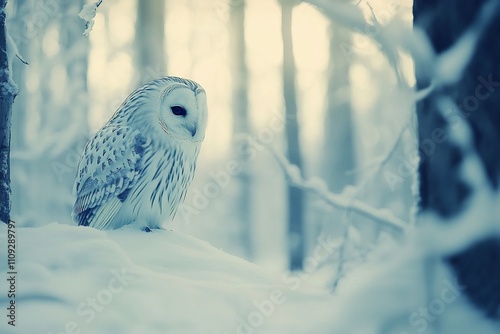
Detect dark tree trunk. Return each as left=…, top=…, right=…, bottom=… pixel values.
left=414, top=0, right=500, bottom=319
left=230, top=0, right=253, bottom=259
left=10, top=0, right=28, bottom=221
left=0, top=0, right=17, bottom=224
left=281, top=0, right=305, bottom=271
left=323, top=22, right=355, bottom=192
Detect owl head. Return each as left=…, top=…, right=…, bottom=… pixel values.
left=156, top=77, right=208, bottom=144
left=114, top=76, right=208, bottom=144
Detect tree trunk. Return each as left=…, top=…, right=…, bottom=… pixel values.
left=230, top=0, right=253, bottom=259
left=10, top=0, right=28, bottom=222
left=61, top=0, right=89, bottom=132
left=135, top=0, right=166, bottom=81
left=0, top=0, right=16, bottom=224
left=414, top=0, right=500, bottom=319
left=281, top=0, right=305, bottom=271
left=323, top=22, right=355, bottom=192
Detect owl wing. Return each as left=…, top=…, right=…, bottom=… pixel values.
left=73, top=125, right=149, bottom=230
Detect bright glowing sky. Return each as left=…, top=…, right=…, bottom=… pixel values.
left=86, top=0, right=414, bottom=165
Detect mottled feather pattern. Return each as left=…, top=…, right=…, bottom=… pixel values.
left=72, top=76, right=206, bottom=230
left=73, top=125, right=148, bottom=226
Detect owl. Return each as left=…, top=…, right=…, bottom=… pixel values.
left=73, top=77, right=207, bottom=231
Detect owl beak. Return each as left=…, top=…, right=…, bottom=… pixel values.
left=190, top=127, right=197, bottom=137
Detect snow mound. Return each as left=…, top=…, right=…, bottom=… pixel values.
left=0, top=223, right=334, bottom=334
left=1, top=223, right=497, bottom=333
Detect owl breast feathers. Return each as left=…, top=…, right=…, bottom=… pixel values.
left=73, top=77, right=207, bottom=230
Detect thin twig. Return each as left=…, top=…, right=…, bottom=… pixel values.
left=16, top=54, right=29, bottom=65
left=331, top=224, right=349, bottom=291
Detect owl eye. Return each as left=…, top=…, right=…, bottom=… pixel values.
left=171, top=106, right=187, bottom=117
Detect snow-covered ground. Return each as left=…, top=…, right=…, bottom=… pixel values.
left=1, top=222, right=498, bottom=334
left=0, top=223, right=335, bottom=334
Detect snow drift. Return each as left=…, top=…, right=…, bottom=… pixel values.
left=0, top=223, right=334, bottom=334
left=1, top=222, right=498, bottom=334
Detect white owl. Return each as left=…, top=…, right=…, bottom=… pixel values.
left=73, top=77, right=207, bottom=231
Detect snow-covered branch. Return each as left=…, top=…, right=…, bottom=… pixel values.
left=268, top=147, right=407, bottom=233
left=304, top=0, right=413, bottom=83
left=79, top=0, right=103, bottom=36
left=432, top=0, right=498, bottom=86
left=306, top=0, right=498, bottom=91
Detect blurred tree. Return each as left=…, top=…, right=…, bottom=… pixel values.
left=319, top=22, right=357, bottom=290
left=281, top=0, right=304, bottom=270
left=135, top=0, right=166, bottom=82
left=414, top=0, right=500, bottom=320
left=0, top=0, right=16, bottom=224
left=229, top=0, right=253, bottom=259
left=60, top=0, right=89, bottom=136
left=323, top=22, right=355, bottom=192
left=54, top=0, right=90, bottom=216
left=11, top=0, right=90, bottom=226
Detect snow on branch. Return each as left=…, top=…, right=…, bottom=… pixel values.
left=433, top=0, right=498, bottom=86
left=268, top=147, right=407, bottom=233
left=304, top=0, right=411, bottom=83
left=307, top=0, right=499, bottom=92
left=79, top=0, right=103, bottom=36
